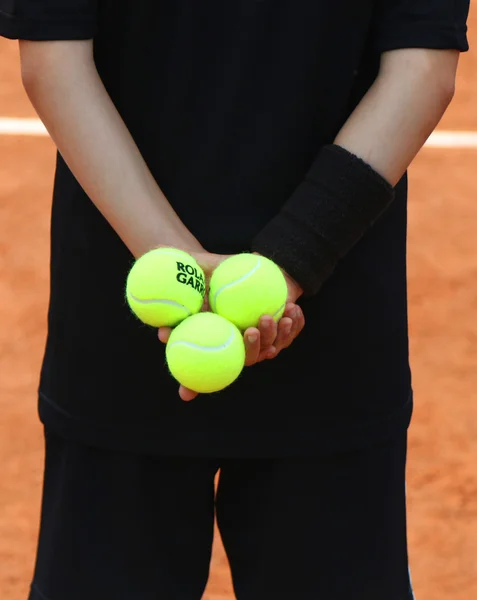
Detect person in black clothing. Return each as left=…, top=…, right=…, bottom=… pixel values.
left=0, top=1, right=470, bottom=598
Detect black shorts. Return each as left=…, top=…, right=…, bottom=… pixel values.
left=29, top=430, right=415, bottom=600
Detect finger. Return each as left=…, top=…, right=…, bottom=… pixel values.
left=283, top=302, right=298, bottom=320
left=179, top=385, right=199, bottom=402
left=279, top=306, right=305, bottom=351
left=158, top=327, right=172, bottom=344
left=260, top=305, right=305, bottom=359
left=282, top=303, right=298, bottom=329
left=244, top=327, right=261, bottom=366
left=284, top=305, right=299, bottom=337
left=283, top=303, right=304, bottom=339
left=273, top=317, right=293, bottom=353
left=257, top=345, right=278, bottom=362
left=287, top=305, right=305, bottom=341
left=294, top=306, right=305, bottom=336
left=258, top=315, right=278, bottom=349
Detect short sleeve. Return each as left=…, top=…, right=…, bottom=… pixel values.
left=0, top=0, right=97, bottom=40
left=372, top=0, right=470, bottom=53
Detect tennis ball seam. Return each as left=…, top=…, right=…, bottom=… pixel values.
left=168, top=328, right=236, bottom=352
left=211, top=256, right=261, bottom=312
left=272, top=302, right=286, bottom=318
left=127, top=294, right=192, bottom=316
left=126, top=247, right=206, bottom=327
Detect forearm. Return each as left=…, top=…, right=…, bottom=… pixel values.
left=335, top=48, right=459, bottom=186
left=253, top=48, right=460, bottom=294
left=20, top=40, right=203, bottom=258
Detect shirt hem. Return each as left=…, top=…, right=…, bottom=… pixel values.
left=37, top=390, right=414, bottom=458
left=0, top=11, right=96, bottom=41
left=374, top=22, right=469, bottom=53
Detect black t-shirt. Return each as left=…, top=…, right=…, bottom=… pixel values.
left=1, top=1, right=469, bottom=457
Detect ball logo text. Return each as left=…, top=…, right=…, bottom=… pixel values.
left=176, top=262, right=206, bottom=297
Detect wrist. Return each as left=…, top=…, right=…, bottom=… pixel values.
left=152, top=232, right=205, bottom=256
left=252, top=252, right=303, bottom=299
left=282, top=270, right=303, bottom=298
left=251, top=144, right=395, bottom=296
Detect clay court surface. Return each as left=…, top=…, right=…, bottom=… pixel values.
left=1, top=10, right=477, bottom=599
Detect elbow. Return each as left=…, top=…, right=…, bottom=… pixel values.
left=21, top=68, right=41, bottom=100
left=19, top=43, right=38, bottom=95
left=432, top=71, right=457, bottom=119
left=438, top=73, right=456, bottom=109
left=19, top=39, right=94, bottom=98
left=380, top=48, right=459, bottom=109
left=19, top=41, right=52, bottom=98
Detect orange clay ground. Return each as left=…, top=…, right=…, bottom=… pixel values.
left=1, top=9, right=476, bottom=599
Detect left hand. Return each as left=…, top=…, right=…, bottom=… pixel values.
left=241, top=268, right=304, bottom=367
left=158, top=251, right=304, bottom=401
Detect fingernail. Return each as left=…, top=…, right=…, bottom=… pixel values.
left=267, top=349, right=276, bottom=359
left=248, top=335, right=258, bottom=344
left=262, top=320, right=270, bottom=328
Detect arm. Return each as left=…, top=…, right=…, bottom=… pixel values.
left=252, top=49, right=460, bottom=294
left=335, top=48, right=458, bottom=186
left=20, top=38, right=304, bottom=395
left=20, top=40, right=204, bottom=259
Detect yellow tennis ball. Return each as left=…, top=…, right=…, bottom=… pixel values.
left=126, top=247, right=205, bottom=328
left=209, top=253, right=288, bottom=330
left=166, top=312, right=245, bottom=393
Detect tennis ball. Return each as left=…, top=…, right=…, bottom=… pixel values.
left=126, top=247, right=205, bottom=328
left=166, top=312, right=245, bottom=393
left=209, top=253, right=287, bottom=330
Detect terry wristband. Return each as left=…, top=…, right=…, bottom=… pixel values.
left=251, top=144, right=395, bottom=296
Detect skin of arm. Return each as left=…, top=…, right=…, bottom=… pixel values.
left=19, top=39, right=203, bottom=259
left=167, top=48, right=462, bottom=401
left=20, top=41, right=458, bottom=272
left=19, top=38, right=303, bottom=397
left=335, top=48, right=459, bottom=186
left=20, top=41, right=460, bottom=401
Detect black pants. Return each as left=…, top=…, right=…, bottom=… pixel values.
left=29, top=430, right=415, bottom=600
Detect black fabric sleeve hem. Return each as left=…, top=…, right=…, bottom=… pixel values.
left=374, top=21, right=469, bottom=53
left=0, top=10, right=96, bottom=40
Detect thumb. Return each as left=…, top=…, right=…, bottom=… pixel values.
left=158, top=327, right=172, bottom=344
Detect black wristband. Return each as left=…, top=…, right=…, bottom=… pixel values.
left=251, top=144, right=395, bottom=296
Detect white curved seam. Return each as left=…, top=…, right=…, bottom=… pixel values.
left=129, top=294, right=191, bottom=313
left=272, top=303, right=286, bottom=318
left=169, top=330, right=235, bottom=352
left=211, top=257, right=261, bottom=311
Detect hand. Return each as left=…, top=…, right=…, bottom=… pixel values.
left=158, top=250, right=305, bottom=401
left=157, top=250, right=230, bottom=401
left=242, top=267, right=304, bottom=367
